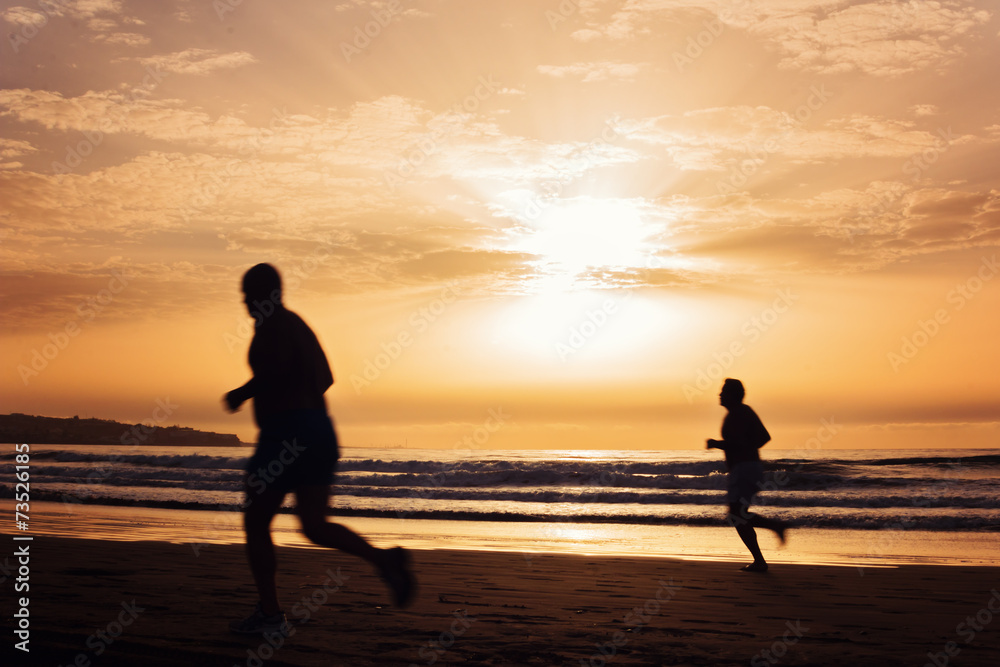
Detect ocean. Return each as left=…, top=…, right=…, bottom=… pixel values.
left=3, top=445, right=999, bottom=566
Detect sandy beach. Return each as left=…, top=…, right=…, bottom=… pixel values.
left=11, top=536, right=999, bottom=666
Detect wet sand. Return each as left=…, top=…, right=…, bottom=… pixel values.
left=12, top=536, right=1000, bottom=666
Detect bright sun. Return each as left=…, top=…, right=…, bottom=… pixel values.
left=519, top=198, right=651, bottom=281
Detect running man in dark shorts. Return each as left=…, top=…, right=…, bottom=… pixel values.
left=707, top=378, right=787, bottom=572
left=224, top=263, right=415, bottom=635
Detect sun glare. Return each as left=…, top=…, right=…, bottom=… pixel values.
left=518, top=199, right=652, bottom=285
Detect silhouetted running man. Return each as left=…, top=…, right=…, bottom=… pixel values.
left=225, top=263, right=415, bottom=635
left=707, top=378, right=787, bottom=572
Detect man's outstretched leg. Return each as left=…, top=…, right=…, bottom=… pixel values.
left=295, top=484, right=416, bottom=607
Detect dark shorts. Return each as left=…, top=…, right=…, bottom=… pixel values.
left=246, top=409, right=339, bottom=496
left=726, top=460, right=764, bottom=508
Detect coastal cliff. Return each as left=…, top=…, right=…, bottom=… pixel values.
left=0, top=413, right=244, bottom=446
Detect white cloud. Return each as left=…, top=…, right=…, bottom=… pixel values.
left=580, top=0, right=992, bottom=76
left=619, top=106, right=980, bottom=171
left=537, top=61, right=648, bottom=82
left=910, top=104, right=939, bottom=117
left=136, top=49, right=258, bottom=76
left=1, top=7, right=48, bottom=28
left=0, top=138, right=36, bottom=159
left=86, top=17, right=117, bottom=31
left=94, top=31, right=150, bottom=47
left=570, top=28, right=604, bottom=42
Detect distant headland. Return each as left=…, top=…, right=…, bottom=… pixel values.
left=0, top=413, right=245, bottom=447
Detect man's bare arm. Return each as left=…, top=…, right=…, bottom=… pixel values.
left=223, top=378, right=257, bottom=412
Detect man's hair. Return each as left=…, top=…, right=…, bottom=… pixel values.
left=242, top=263, right=282, bottom=299
left=722, top=378, right=745, bottom=401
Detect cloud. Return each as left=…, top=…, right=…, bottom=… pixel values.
left=0, top=86, right=639, bottom=193
left=4, top=1, right=148, bottom=52
left=657, top=184, right=1000, bottom=273
left=909, top=104, right=939, bottom=117
left=619, top=106, right=980, bottom=172
left=135, top=49, right=259, bottom=76
left=581, top=0, right=991, bottom=76
left=2, top=0, right=125, bottom=27
left=64, top=1, right=125, bottom=19
left=0, top=138, right=36, bottom=169
left=570, top=28, right=604, bottom=42
left=537, top=61, right=648, bottom=82
left=93, top=31, right=150, bottom=47
left=0, top=88, right=226, bottom=145
left=1, top=7, right=48, bottom=28
left=86, top=17, right=117, bottom=31
left=754, top=1, right=992, bottom=76
left=396, top=248, right=538, bottom=281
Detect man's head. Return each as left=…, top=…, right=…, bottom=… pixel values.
left=719, top=378, right=745, bottom=408
left=241, top=263, right=282, bottom=321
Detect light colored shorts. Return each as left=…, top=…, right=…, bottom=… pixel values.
left=726, top=460, right=764, bottom=507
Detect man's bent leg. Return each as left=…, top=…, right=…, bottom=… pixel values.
left=749, top=513, right=787, bottom=543
left=295, top=484, right=417, bottom=606
left=295, top=484, right=382, bottom=563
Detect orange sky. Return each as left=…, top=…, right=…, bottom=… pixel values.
left=2, top=0, right=999, bottom=449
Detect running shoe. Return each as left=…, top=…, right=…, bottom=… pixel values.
left=229, top=602, right=291, bottom=635
left=380, top=547, right=417, bottom=607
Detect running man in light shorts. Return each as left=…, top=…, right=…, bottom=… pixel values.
left=707, top=378, right=787, bottom=572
